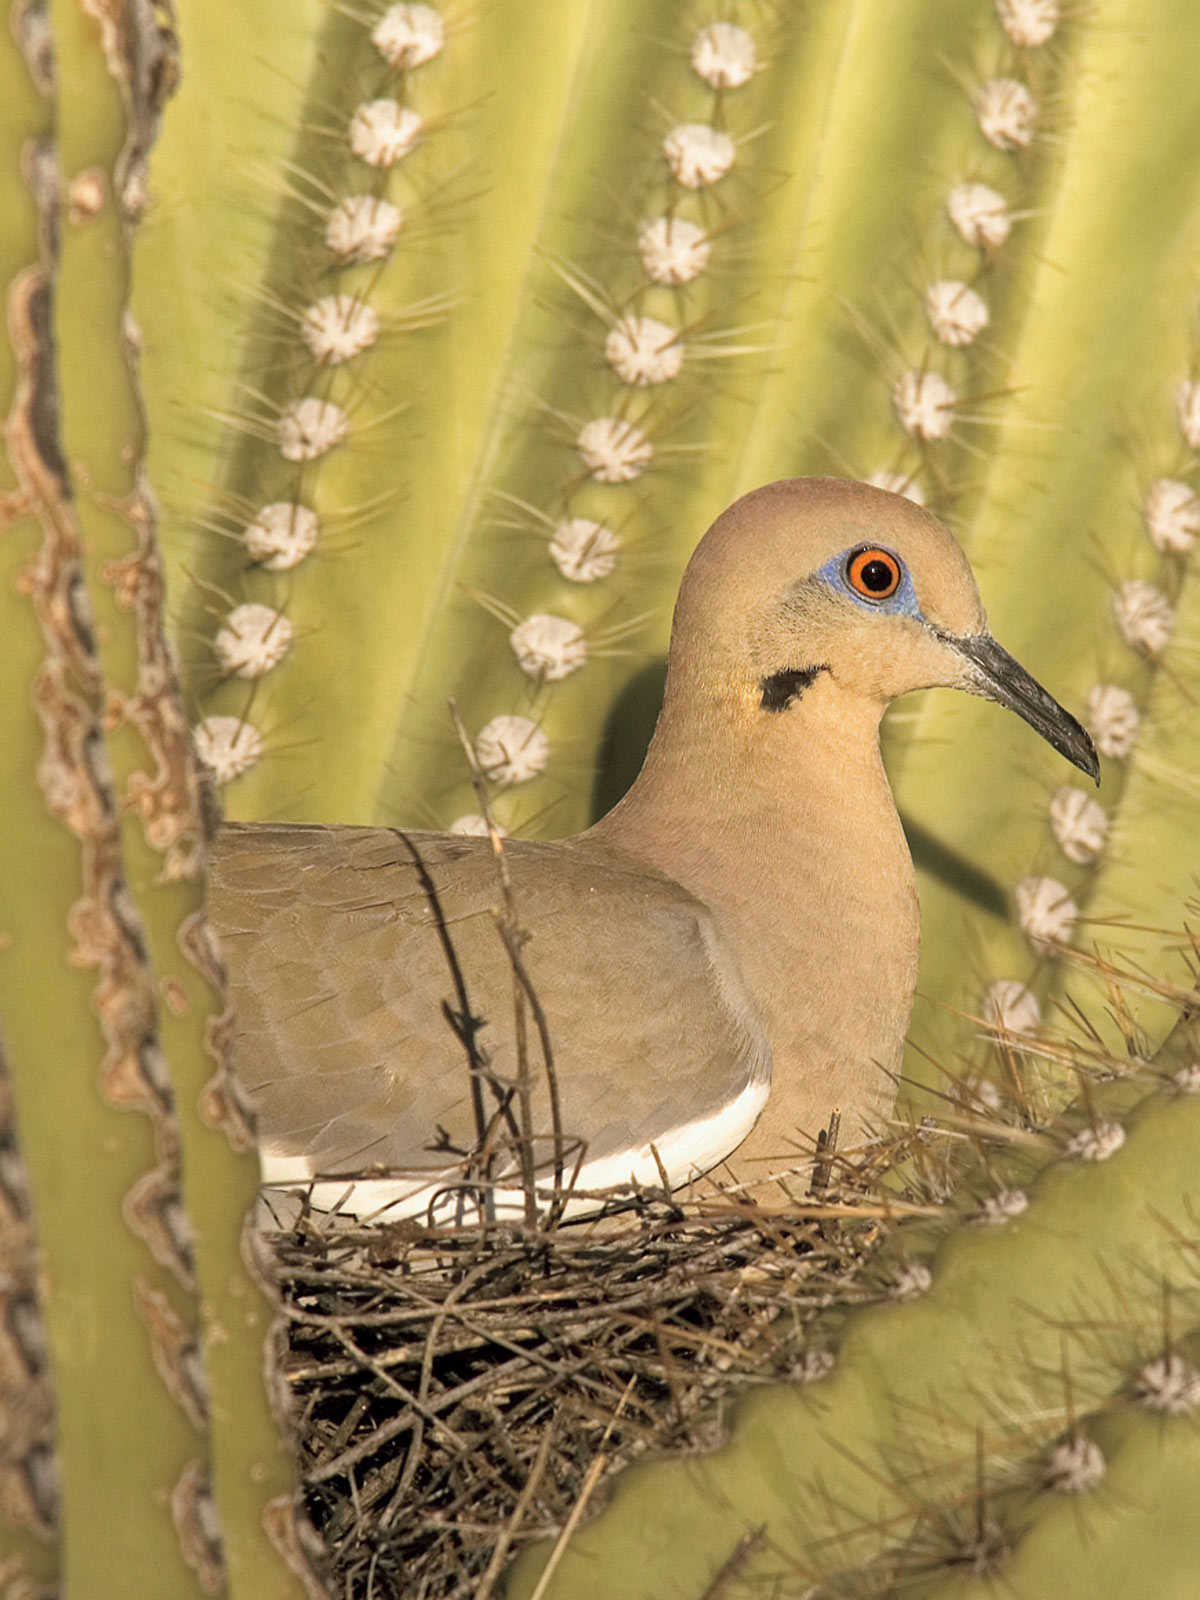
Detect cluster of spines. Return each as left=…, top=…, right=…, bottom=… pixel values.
left=433, top=11, right=780, bottom=834
left=509, top=996, right=1200, bottom=1596
left=829, top=0, right=1195, bottom=1087
left=970, top=0, right=1198, bottom=1064
left=803, top=1092, right=1200, bottom=1595
left=190, top=4, right=450, bottom=790
left=990, top=347, right=1197, bottom=1033
left=848, top=0, right=1063, bottom=508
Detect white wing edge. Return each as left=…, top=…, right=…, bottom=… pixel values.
left=257, top=1068, right=771, bottom=1228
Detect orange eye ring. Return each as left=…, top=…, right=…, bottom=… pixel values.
left=847, top=546, right=902, bottom=600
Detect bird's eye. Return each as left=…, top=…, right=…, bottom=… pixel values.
left=846, top=546, right=902, bottom=600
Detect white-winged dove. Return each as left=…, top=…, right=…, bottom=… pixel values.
left=210, top=478, right=1097, bottom=1223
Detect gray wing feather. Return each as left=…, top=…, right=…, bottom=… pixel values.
left=209, top=823, right=771, bottom=1181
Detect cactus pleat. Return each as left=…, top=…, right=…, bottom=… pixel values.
left=1, top=4, right=308, bottom=1594
left=886, top=0, right=1200, bottom=1088
left=507, top=1012, right=1200, bottom=1598
left=144, top=0, right=602, bottom=825
left=144, top=1, right=857, bottom=834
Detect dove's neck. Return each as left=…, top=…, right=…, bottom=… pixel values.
left=590, top=667, right=919, bottom=1164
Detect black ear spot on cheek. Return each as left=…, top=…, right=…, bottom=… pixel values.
left=760, top=664, right=829, bottom=712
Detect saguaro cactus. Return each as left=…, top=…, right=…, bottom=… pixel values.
left=4, top=0, right=1200, bottom=1594
left=0, top=3, right=309, bottom=1595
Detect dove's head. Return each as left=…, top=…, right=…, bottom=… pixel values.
left=669, top=476, right=1098, bottom=781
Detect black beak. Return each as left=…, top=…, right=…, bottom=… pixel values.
left=940, top=632, right=1100, bottom=785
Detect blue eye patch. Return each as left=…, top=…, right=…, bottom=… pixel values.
left=814, top=545, right=924, bottom=619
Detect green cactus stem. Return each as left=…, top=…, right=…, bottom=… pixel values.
left=507, top=986, right=1200, bottom=1598
left=95, top=0, right=1200, bottom=1586
left=1, top=3, right=312, bottom=1593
